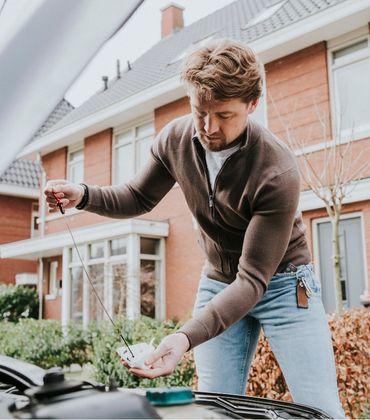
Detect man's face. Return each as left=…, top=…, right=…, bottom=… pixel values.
left=189, top=88, right=258, bottom=152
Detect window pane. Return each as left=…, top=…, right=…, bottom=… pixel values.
left=114, top=143, right=134, bottom=184
left=333, top=40, right=368, bottom=65
left=69, top=161, right=84, bottom=184
left=136, top=122, right=154, bottom=138
left=69, top=149, right=84, bottom=162
left=71, top=267, right=83, bottom=321
left=334, top=59, right=370, bottom=131
left=90, top=242, right=104, bottom=259
left=115, top=130, right=132, bottom=146
left=112, top=263, right=127, bottom=316
left=89, top=264, right=104, bottom=321
left=71, top=246, right=85, bottom=263
left=137, top=137, right=152, bottom=171
left=140, top=238, right=159, bottom=255
left=110, top=238, right=127, bottom=256
left=140, top=260, right=157, bottom=318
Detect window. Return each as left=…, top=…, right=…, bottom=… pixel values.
left=113, top=121, right=154, bottom=185
left=67, top=235, right=164, bottom=325
left=31, top=202, right=39, bottom=237
left=48, top=261, right=58, bottom=297
left=67, top=147, right=84, bottom=184
left=330, top=37, right=370, bottom=138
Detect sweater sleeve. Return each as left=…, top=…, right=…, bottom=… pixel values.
left=83, top=140, right=175, bottom=218
left=179, top=167, right=301, bottom=349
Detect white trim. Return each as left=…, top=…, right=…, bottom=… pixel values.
left=0, top=184, right=39, bottom=199
left=299, top=178, right=370, bottom=212
left=126, top=233, right=140, bottom=319
left=158, top=237, right=166, bottom=320
left=312, top=212, right=368, bottom=300
left=17, top=0, right=370, bottom=160
left=61, top=246, right=70, bottom=328
left=293, top=134, right=370, bottom=156
left=0, top=218, right=169, bottom=260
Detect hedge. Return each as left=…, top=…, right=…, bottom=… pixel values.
left=247, top=308, right=370, bottom=419
left=0, top=284, right=39, bottom=322
left=0, top=319, right=92, bottom=368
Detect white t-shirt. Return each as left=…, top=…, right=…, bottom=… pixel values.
left=205, top=144, right=240, bottom=191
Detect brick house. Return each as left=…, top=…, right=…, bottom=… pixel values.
left=1, top=0, right=369, bottom=324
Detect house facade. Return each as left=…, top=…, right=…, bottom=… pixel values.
left=1, top=0, right=369, bottom=324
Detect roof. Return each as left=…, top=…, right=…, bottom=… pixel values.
left=44, top=0, right=346, bottom=135
left=0, top=159, right=42, bottom=190
left=30, top=98, right=74, bottom=142
left=1, top=99, right=74, bottom=190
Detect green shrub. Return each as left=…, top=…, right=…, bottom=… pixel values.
left=91, top=316, right=195, bottom=389
left=0, top=319, right=92, bottom=369
left=0, top=285, right=39, bottom=322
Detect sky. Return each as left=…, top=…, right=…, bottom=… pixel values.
left=65, top=0, right=235, bottom=107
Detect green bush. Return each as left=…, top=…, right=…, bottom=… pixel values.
left=91, top=316, right=195, bottom=389
left=0, top=319, right=92, bottom=369
left=0, top=285, right=39, bottom=322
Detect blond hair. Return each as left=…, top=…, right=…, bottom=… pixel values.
left=181, top=39, right=263, bottom=104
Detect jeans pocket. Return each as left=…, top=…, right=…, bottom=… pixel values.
left=304, top=267, right=321, bottom=295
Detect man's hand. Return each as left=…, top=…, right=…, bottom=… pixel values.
left=44, top=180, right=85, bottom=213
left=128, top=333, right=190, bottom=379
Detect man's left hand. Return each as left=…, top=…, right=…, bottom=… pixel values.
left=128, top=333, right=190, bottom=379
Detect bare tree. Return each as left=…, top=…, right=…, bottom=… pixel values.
left=271, top=96, right=369, bottom=313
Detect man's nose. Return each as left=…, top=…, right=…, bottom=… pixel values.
left=204, top=115, right=219, bottom=135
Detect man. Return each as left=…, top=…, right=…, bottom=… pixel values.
left=45, top=39, right=344, bottom=418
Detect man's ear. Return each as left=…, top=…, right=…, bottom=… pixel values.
left=249, top=98, right=259, bottom=113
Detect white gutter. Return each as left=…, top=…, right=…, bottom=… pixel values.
left=0, top=184, right=39, bottom=199
left=18, top=0, right=370, bottom=160
left=0, top=218, right=169, bottom=260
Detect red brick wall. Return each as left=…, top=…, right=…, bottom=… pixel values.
left=266, top=42, right=332, bottom=147
left=155, top=96, right=191, bottom=133
left=0, top=195, right=38, bottom=284
left=85, top=129, right=112, bottom=185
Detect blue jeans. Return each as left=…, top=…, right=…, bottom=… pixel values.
left=193, top=264, right=345, bottom=419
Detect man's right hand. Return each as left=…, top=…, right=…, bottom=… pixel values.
left=44, top=180, right=85, bottom=213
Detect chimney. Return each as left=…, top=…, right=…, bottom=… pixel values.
left=161, top=3, right=184, bottom=39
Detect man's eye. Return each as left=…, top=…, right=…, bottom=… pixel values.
left=219, top=114, right=231, bottom=120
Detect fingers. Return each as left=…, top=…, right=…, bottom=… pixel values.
left=129, top=365, right=173, bottom=379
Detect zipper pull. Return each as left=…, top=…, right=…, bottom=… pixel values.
left=209, top=195, right=214, bottom=208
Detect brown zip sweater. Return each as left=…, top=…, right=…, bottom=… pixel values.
left=84, top=114, right=311, bottom=349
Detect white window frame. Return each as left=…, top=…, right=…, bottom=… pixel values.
left=112, top=116, right=154, bottom=185
left=46, top=260, right=58, bottom=300
left=67, top=143, right=84, bottom=184
left=65, top=234, right=165, bottom=327
left=328, top=28, right=370, bottom=141
left=311, top=211, right=369, bottom=302
left=31, top=202, right=39, bottom=238
left=252, top=65, right=268, bottom=127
